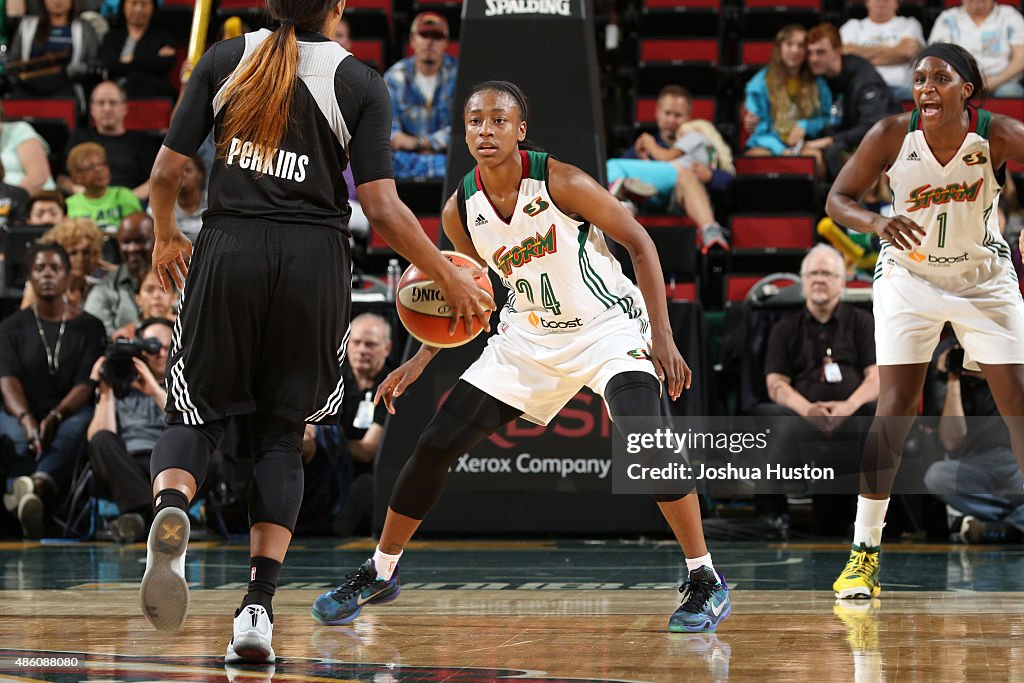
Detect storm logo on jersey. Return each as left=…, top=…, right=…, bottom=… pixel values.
left=225, top=137, right=310, bottom=182
left=906, top=178, right=983, bottom=212
left=492, top=226, right=557, bottom=276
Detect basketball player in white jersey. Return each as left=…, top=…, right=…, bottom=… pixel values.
left=311, top=80, right=732, bottom=633
left=827, top=43, right=1024, bottom=599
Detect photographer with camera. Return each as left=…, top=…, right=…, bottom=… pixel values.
left=0, top=243, right=106, bottom=538
left=924, top=338, right=1024, bottom=544
left=85, top=317, right=171, bottom=542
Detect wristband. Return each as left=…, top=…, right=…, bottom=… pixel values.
left=48, top=409, right=64, bottom=422
left=17, top=410, right=29, bottom=421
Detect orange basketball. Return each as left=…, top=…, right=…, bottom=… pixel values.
left=396, top=251, right=494, bottom=348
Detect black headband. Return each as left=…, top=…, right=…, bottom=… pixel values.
left=493, top=82, right=529, bottom=122
left=915, top=43, right=974, bottom=84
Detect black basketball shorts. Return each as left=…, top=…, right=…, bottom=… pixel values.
left=165, top=220, right=352, bottom=426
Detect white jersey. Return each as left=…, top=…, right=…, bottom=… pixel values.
left=461, top=150, right=648, bottom=336
left=881, top=108, right=1010, bottom=280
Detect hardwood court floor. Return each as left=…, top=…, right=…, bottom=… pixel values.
left=1, top=540, right=1023, bottom=682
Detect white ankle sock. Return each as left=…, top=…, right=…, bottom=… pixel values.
left=372, top=546, right=402, bottom=581
left=853, top=496, right=889, bottom=547
left=685, top=553, right=714, bottom=575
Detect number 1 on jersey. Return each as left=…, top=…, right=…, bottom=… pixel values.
left=937, top=212, right=947, bottom=249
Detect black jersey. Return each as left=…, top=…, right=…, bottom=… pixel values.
left=163, top=29, right=393, bottom=233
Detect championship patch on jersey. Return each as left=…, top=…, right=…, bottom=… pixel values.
left=962, top=151, right=987, bottom=166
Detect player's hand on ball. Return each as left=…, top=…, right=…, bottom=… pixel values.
left=871, top=215, right=925, bottom=251
left=152, top=232, right=193, bottom=291
left=439, top=266, right=494, bottom=337
left=652, top=331, right=690, bottom=401
left=374, top=357, right=428, bottom=414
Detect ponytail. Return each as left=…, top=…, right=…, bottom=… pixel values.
left=216, top=23, right=299, bottom=160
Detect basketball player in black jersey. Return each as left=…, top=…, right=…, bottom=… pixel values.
left=136, top=0, right=493, bottom=664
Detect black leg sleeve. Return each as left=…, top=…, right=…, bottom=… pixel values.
left=389, top=381, right=522, bottom=520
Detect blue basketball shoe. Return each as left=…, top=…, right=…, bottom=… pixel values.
left=668, top=566, right=731, bottom=633
left=311, top=559, right=401, bottom=625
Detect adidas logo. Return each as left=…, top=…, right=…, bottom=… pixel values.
left=907, top=150, right=920, bottom=161
left=474, top=213, right=488, bottom=226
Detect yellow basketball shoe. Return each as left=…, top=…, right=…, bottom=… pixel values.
left=833, top=543, right=881, bottom=599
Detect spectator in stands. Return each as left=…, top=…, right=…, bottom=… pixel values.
left=805, top=23, right=901, bottom=180
left=147, top=155, right=205, bottom=242
left=0, top=109, right=57, bottom=196
left=8, top=0, right=101, bottom=104
left=925, top=340, right=1024, bottom=543
left=332, top=16, right=351, bottom=51
left=744, top=24, right=833, bottom=178
left=85, top=316, right=173, bottom=542
left=0, top=243, right=105, bottom=538
left=60, top=80, right=161, bottom=201
left=111, top=267, right=176, bottom=339
left=752, top=244, right=878, bottom=528
left=929, top=0, right=1024, bottom=98
left=0, top=159, right=31, bottom=229
left=84, top=211, right=153, bottom=335
left=607, top=84, right=734, bottom=253
left=100, top=0, right=177, bottom=98
left=65, top=142, right=142, bottom=233
left=22, top=217, right=110, bottom=310
left=28, top=191, right=66, bottom=226
left=384, top=12, right=457, bottom=179
left=331, top=313, right=393, bottom=536
left=840, top=0, right=925, bottom=101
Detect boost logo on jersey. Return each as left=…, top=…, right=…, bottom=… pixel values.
left=225, top=137, right=310, bottom=182
left=528, top=311, right=582, bottom=329
left=493, top=226, right=557, bottom=276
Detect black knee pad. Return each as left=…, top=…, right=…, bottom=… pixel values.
left=150, top=422, right=224, bottom=489
left=606, top=372, right=689, bottom=502
left=389, top=381, right=521, bottom=519
left=248, top=415, right=305, bottom=531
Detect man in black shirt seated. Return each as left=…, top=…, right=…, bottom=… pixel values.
left=85, top=317, right=172, bottom=543
left=59, top=81, right=161, bottom=202
left=753, top=244, right=879, bottom=530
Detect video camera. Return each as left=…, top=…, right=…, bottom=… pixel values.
left=99, top=337, right=162, bottom=398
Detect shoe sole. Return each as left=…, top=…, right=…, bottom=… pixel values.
left=17, top=493, right=44, bottom=539
left=310, top=586, right=401, bottom=626
left=4, top=476, right=33, bottom=513
left=668, top=602, right=732, bottom=633
left=226, top=637, right=275, bottom=664
left=835, top=585, right=881, bottom=599
left=140, top=508, right=190, bottom=632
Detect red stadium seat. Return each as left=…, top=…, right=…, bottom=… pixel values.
left=985, top=98, right=1024, bottom=120
left=636, top=214, right=697, bottom=229
left=644, top=0, right=721, bottom=7
left=634, top=96, right=716, bottom=124
left=369, top=216, right=440, bottom=253
left=731, top=214, right=815, bottom=251
left=667, top=281, right=698, bottom=301
left=726, top=274, right=797, bottom=302
left=351, top=39, right=385, bottom=71
left=639, top=38, right=719, bottom=64
left=744, top=0, right=819, bottom=7
left=739, top=40, right=773, bottom=68
left=3, top=97, right=77, bottom=129
left=124, top=98, right=172, bottom=131
left=735, top=156, right=815, bottom=177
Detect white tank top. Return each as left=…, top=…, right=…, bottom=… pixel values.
left=881, top=108, right=1010, bottom=279
left=461, top=151, right=647, bottom=335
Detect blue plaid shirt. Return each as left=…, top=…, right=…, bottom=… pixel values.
left=384, top=54, right=458, bottom=178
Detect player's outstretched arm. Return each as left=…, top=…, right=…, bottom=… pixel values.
left=546, top=159, right=690, bottom=401
left=826, top=115, right=926, bottom=251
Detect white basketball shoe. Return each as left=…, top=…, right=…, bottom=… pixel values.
left=226, top=603, right=275, bottom=663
